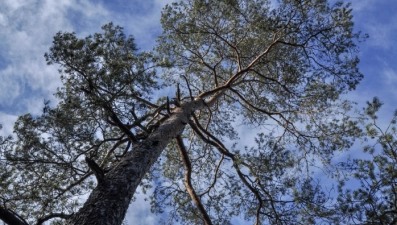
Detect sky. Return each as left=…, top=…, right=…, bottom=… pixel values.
left=0, top=0, right=396, bottom=224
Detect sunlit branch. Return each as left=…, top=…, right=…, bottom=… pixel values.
left=226, top=36, right=281, bottom=86
left=175, top=24, right=242, bottom=72
left=229, top=87, right=294, bottom=116
left=250, top=69, right=294, bottom=95
left=229, top=87, right=319, bottom=144
left=183, top=46, right=219, bottom=86
left=189, top=116, right=232, bottom=158
left=198, top=84, right=229, bottom=100
left=98, top=137, right=128, bottom=166
left=188, top=119, right=265, bottom=224
left=233, top=166, right=264, bottom=225
left=198, top=39, right=282, bottom=101
left=205, top=30, right=242, bottom=71
left=175, top=135, right=213, bottom=225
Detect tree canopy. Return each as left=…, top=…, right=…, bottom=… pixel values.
left=336, top=98, right=397, bottom=224
left=0, top=0, right=382, bottom=224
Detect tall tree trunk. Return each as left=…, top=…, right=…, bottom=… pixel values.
left=66, top=98, right=211, bottom=225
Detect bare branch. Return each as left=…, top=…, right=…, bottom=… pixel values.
left=103, top=103, right=138, bottom=143
left=181, top=75, right=194, bottom=101
left=85, top=157, right=105, bottom=184
left=36, top=213, right=71, bottom=225
left=199, top=154, right=224, bottom=197
left=0, top=207, right=28, bottom=225
left=175, top=135, right=213, bottom=225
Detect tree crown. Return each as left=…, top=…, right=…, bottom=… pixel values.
left=0, top=1, right=370, bottom=224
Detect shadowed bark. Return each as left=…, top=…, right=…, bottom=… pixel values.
left=66, top=96, right=221, bottom=224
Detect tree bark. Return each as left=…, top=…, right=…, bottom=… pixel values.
left=65, top=97, right=214, bottom=225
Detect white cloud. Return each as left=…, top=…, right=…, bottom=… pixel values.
left=350, top=0, right=371, bottom=12
left=2, top=0, right=33, bottom=12
left=0, top=0, right=171, bottom=224
left=0, top=0, right=173, bottom=115
left=125, top=188, right=157, bottom=225
left=0, top=0, right=111, bottom=114
left=0, top=113, right=18, bottom=137
left=384, top=67, right=397, bottom=84
left=113, top=0, right=174, bottom=50
left=0, top=13, right=7, bottom=26
left=351, top=1, right=397, bottom=49
left=364, top=23, right=397, bottom=49
left=0, top=65, right=22, bottom=104
left=0, top=0, right=395, bottom=224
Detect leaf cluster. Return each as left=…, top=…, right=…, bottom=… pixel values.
left=336, top=98, right=397, bottom=224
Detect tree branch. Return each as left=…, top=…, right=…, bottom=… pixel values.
left=199, top=154, right=224, bottom=197
left=0, top=207, right=28, bottom=225
left=175, top=135, right=213, bottom=225
left=85, top=157, right=105, bottom=184
left=189, top=117, right=283, bottom=224
left=36, top=212, right=71, bottom=225
left=103, top=103, right=138, bottom=143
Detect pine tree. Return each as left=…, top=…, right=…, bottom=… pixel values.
left=337, top=98, right=397, bottom=224
left=0, top=0, right=366, bottom=224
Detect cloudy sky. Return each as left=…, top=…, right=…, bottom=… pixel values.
left=0, top=0, right=396, bottom=224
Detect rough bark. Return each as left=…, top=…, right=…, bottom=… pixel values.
left=65, top=96, right=217, bottom=225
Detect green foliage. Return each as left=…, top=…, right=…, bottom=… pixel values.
left=158, top=0, right=362, bottom=100
left=46, top=22, right=159, bottom=114
left=337, top=98, right=397, bottom=224
left=0, top=0, right=369, bottom=224
left=0, top=23, right=159, bottom=224
left=150, top=1, right=364, bottom=223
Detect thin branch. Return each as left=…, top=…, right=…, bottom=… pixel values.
left=0, top=207, right=28, bottom=225
left=182, top=75, right=194, bottom=101
left=225, top=36, right=281, bottom=86
left=102, top=103, right=138, bottom=143
left=189, top=116, right=284, bottom=224
left=175, top=135, right=213, bottom=225
left=199, top=154, right=224, bottom=197
left=36, top=213, right=71, bottom=225
left=54, top=172, right=93, bottom=199
left=188, top=119, right=264, bottom=224
left=99, top=137, right=129, bottom=166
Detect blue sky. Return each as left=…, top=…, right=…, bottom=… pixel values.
left=0, top=0, right=396, bottom=224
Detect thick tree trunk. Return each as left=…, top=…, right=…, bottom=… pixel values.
left=66, top=98, right=208, bottom=225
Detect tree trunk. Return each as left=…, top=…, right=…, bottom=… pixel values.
left=66, top=98, right=209, bottom=225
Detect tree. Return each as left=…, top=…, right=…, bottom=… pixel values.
left=336, top=98, right=397, bottom=224
left=0, top=0, right=365, bottom=224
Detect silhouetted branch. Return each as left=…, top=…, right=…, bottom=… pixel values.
left=36, top=212, right=71, bottom=225
left=0, top=207, right=28, bottom=225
